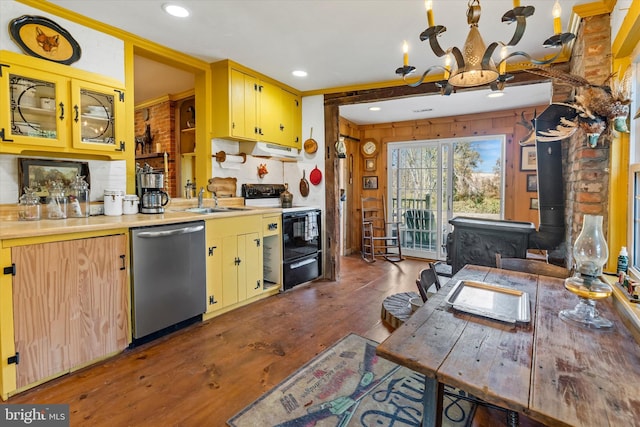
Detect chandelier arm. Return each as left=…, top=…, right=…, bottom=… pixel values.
left=402, top=65, right=447, bottom=88
left=483, top=42, right=500, bottom=70
left=505, top=50, right=565, bottom=66
left=421, top=25, right=448, bottom=58
left=504, top=15, right=528, bottom=47
left=450, top=47, right=465, bottom=70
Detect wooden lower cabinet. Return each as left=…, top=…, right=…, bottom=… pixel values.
left=11, top=234, right=129, bottom=389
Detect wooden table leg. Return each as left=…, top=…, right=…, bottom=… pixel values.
left=422, top=376, right=443, bottom=427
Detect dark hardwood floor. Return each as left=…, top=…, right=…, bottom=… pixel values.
left=2, top=255, right=428, bottom=426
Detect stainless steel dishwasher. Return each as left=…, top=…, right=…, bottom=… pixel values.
left=131, top=221, right=206, bottom=340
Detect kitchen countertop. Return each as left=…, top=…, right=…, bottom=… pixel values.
left=0, top=199, right=280, bottom=240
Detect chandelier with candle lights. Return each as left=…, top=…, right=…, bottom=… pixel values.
left=396, top=0, right=576, bottom=95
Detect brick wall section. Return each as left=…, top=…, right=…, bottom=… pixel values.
left=563, top=13, right=612, bottom=267
left=134, top=101, right=177, bottom=196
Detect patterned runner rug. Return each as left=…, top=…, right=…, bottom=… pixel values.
left=228, top=333, right=476, bottom=427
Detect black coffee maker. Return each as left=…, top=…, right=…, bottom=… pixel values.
left=136, top=165, right=169, bottom=214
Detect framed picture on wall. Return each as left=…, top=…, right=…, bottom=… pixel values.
left=363, top=176, right=378, bottom=190
left=364, top=158, right=376, bottom=172
left=530, top=198, right=539, bottom=210
left=520, top=145, right=537, bottom=171
left=526, top=174, right=538, bottom=192
left=18, top=158, right=90, bottom=201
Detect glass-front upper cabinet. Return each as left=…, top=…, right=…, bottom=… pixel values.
left=71, top=80, right=124, bottom=153
left=1, top=51, right=127, bottom=158
left=3, top=67, right=68, bottom=148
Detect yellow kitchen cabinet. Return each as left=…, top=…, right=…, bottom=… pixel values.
left=222, top=231, right=263, bottom=303
left=205, top=214, right=278, bottom=319
left=211, top=60, right=301, bottom=149
left=0, top=51, right=127, bottom=158
left=229, top=68, right=258, bottom=140
left=0, top=232, right=129, bottom=398
left=204, top=230, right=223, bottom=313
left=280, top=88, right=302, bottom=149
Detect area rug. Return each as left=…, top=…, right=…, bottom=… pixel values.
left=228, top=333, right=476, bottom=427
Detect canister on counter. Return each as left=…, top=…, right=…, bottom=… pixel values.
left=68, top=175, right=90, bottom=217
left=123, top=194, right=139, bottom=214
left=104, top=189, right=124, bottom=216
left=46, top=181, right=67, bottom=219
left=18, top=187, right=40, bottom=221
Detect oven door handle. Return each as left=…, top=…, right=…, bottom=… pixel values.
left=136, top=225, right=204, bottom=238
left=290, top=257, right=316, bottom=269
left=284, top=210, right=319, bottom=219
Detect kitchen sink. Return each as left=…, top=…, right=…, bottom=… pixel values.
left=184, top=206, right=249, bottom=214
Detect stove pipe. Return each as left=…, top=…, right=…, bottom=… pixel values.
left=526, top=106, right=576, bottom=261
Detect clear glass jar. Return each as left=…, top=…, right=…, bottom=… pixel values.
left=68, top=175, right=90, bottom=218
left=46, top=181, right=67, bottom=219
left=18, top=187, right=41, bottom=221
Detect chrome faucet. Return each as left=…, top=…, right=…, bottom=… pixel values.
left=213, top=191, right=219, bottom=208
left=198, top=187, right=204, bottom=208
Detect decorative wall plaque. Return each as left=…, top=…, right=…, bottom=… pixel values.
left=9, top=15, right=82, bottom=65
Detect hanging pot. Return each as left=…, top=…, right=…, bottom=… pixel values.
left=310, top=165, right=322, bottom=185
left=304, top=127, right=318, bottom=154
left=300, top=170, right=310, bottom=197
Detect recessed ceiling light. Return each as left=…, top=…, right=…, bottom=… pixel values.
left=369, top=107, right=381, bottom=111
left=162, top=3, right=190, bottom=18
left=292, top=70, right=307, bottom=77
left=487, top=92, right=504, bottom=98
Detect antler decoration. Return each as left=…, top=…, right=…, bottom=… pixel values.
left=525, top=67, right=631, bottom=147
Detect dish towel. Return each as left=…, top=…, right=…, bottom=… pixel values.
left=293, top=221, right=305, bottom=238
left=305, top=211, right=319, bottom=241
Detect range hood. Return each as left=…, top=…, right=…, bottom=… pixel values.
left=245, top=141, right=299, bottom=159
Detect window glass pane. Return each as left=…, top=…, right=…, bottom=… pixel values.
left=633, top=170, right=640, bottom=271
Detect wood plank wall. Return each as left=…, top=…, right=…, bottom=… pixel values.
left=339, top=105, right=546, bottom=255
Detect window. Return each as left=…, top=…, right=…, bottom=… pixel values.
left=628, top=62, right=640, bottom=277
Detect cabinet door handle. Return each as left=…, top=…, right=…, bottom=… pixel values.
left=73, top=105, right=79, bottom=123
left=234, top=257, right=241, bottom=265
left=119, top=254, right=126, bottom=270
left=254, top=238, right=261, bottom=247
left=280, top=124, right=284, bottom=131
left=208, top=246, right=217, bottom=256
left=59, top=102, right=65, bottom=120
left=254, top=280, right=261, bottom=290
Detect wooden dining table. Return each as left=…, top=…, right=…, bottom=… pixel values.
left=376, top=264, right=640, bottom=427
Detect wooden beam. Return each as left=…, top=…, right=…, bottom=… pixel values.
left=324, top=103, right=340, bottom=281
left=324, top=71, right=551, bottom=106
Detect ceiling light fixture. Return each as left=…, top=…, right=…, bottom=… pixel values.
left=396, top=0, right=575, bottom=95
left=292, top=70, right=308, bottom=77
left=487, top=92, right=504, bottom=98
left=162, top=3, right=190, bottom=18
left=369, top=107, right=381, bottom=111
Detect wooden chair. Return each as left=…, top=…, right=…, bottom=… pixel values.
left=415, top=262, right=442, bottom=302
left=361, top=196, right=403, bottom=263
left=495, top=253, right=569, bottom=279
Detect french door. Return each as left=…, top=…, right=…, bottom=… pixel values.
left=388, top=136, right=505, bottom=260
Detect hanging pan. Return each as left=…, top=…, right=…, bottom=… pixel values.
left=300, top=170, right=310, bottom=197
left=310, top=165, right=322, bottom=185
left=303, top=127, right=318, bottom=154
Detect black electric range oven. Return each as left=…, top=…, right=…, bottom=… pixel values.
left=282, top=208, right=322, bottom=290
left=242, top=184, right=322, bottom=290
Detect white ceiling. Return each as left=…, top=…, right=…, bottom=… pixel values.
left=49, top=0, right=585, bottom=124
